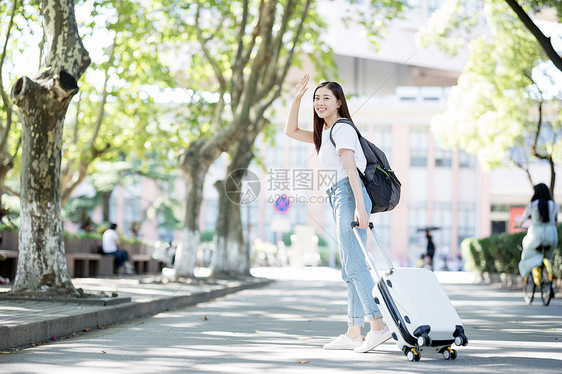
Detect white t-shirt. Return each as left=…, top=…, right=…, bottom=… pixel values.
left=318, top=121, right=366, bottom=185
left=102, top=229, right=119, bottom=253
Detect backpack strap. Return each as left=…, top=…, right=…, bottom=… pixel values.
left=328, top=118, right=366, bottom=179
left=329, top=118, right=362, bottom=148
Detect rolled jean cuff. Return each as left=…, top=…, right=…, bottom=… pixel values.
left=348, top=316, right=365, bottom=326
left=364, top=311, right=383, bottom=321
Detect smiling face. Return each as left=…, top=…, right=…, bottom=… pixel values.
left=313, top=86, right=341, bottom=124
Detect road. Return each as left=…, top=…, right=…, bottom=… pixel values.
left=1, top=268, right=561, bottom=373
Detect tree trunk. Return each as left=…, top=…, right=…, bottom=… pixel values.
left=173, top=116, right=248, bottom=278
left=212, top=137, right=254, bottom=277
left=173, top=139, right=216, bottom=278
left=9, top=0, right=90, bottom=295
left=173, top=167, right=207, bottom=278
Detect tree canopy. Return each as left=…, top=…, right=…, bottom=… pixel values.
left=423, top=0, right=561, bottom=190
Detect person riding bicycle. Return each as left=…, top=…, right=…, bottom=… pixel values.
left=515, top=183, right=559, bottom=279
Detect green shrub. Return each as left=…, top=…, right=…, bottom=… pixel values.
left=0, top=224, right=18, bottom=232
left=200, top=230, right=214, bottom=243
left=63, top=231, right=102, bottom=240
left=461, top=224, right=562, bottom=276
left=318, top=246, right=340, bottom=268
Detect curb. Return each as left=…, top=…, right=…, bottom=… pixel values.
left=0, top=278, right=274, bottom=351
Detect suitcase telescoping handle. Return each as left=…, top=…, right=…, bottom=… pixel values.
left=351, top=221, right=394, bottom=280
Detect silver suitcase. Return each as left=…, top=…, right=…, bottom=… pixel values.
left=352, top=222, right=469, bottom=361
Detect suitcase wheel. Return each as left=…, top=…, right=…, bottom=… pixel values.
left=405, top=348, right=420, bottom=362
left=454, top=334, right=468, bottom=346
left=442, top=347, right=457, bottom=360
left=417, top=334, right=431, bottom=347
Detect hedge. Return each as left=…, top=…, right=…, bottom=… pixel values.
left=461, top=224, right=562, bottom=278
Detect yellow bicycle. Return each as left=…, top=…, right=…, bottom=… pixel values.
left=522, top=245, right=555, bottom=306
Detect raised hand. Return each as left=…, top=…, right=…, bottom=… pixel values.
left=294, top=74, right=310, bottom=101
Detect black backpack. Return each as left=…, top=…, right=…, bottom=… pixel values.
left=329, top=119, right=401, bottom=213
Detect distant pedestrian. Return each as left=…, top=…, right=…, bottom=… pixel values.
left=425, top=230, right=435, bottom=270
left=285, top=74, right=390, bottom=353
left=515, top=183, right=558, bottom=278
left=102, top=223, right=135, bottom=275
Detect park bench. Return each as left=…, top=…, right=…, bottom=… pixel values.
left=0, top=249, right=18, bottom=280
left=125, top=242, right=163, bottom=274
left=0, top=230, right=163, bottom=278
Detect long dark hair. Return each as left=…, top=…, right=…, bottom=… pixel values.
left=312, top=82, right=353, bottom=153
left=531, top=183, right=553, bottom=223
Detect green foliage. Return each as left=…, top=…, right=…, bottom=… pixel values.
left=0, top=0, right=41, bottom=183
left=66, top=0, right=187, bottom=166
left=200, top=230, right=214, bottom=243
left=426, top=0, right=561, bottom=170
left=417, top=0, right=480, bottom=56
left=527, top=0, right=562, bottom=19
left=0, top=223, right=17, bottom=232
left=317, top=234, right=328, bottom=247
left=63, top=231, right=102, bottom=240
left=318, top=246, right=340, bottom=267
left=461, top=224, right=562, bottom=278
left=63, top=157, right=181, bottom=231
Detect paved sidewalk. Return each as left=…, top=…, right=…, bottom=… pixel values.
left=0, top=270, right=273, bottom=351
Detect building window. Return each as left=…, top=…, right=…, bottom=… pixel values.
left=428, top=0, right=447, bottom=14
left=458, top=149, right=476, bottom=168
left=491, top=221, right=507, bottom=234
left=204, top=199, right=218, bottom=232
left=406, top=0, right=422, bottom=11
left=410, top=127, right=428, bottom=167
left=109, top=198, right=117, bottom=224
left=432, top=202, right=452, bottom=254
left=457, top=203, right=476, bottom=246
left=371, top=212, right=391, bottom=248
left=266, top=132, right=285, bottom=168
left=373, top=125, right=392, bottom=163
left=408, top=202, right=428, bottom=245
left=289, top=139, right=310, bottom=168
left=123, top=198, right=141, bottom=237
left=434, top=142, right=452, bottom=168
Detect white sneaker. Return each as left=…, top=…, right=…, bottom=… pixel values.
left=354, top=328, right=392, bottom=353
left=323, top=334, right=363, bottom=350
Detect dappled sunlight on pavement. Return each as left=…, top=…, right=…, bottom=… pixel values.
left=251, top=266, right=480, bottom=284
left=1, top=265, right=560, bottom=373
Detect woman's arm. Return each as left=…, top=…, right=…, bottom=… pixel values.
left=340, top=149, right=369, bottom=228
left=516, top=203, right=532, bottom=227
left=285, top=74, right=313, bottom=144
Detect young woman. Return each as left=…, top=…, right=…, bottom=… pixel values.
left=285, top=74, right=390, bottom=352
left=516, top=183, right=559, bottom=278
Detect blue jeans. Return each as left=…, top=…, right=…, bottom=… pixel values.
left=327, top=177, right=382, bottom=326
left=106, top=250, right=129, bottom=269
